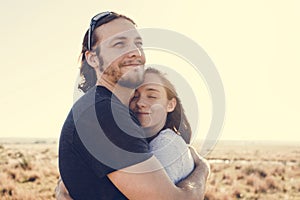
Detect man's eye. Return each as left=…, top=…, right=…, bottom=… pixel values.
left=114, top=42, right=125, bottom=47
left=136, top=41, right=143, bottom=47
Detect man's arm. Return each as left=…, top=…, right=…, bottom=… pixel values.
left=56, top=147, right=210, bottom=200
left=108, top=147, right=210, bottom=200
left=176, top=147, right=210, bottom=199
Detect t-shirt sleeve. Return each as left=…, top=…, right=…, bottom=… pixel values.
left=150, top=129, right=194, bottom=183
left=74, top=98, right=153, bottom=178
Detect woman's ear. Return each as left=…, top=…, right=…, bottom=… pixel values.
left=85, top=51, right=99, bottom=70
left=167, top=98, right=177, bottom=112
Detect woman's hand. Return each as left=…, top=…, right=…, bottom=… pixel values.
left=55, top=178, right=73, bottom=200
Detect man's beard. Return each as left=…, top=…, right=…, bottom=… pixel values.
left=117, top=66, right=145, bottom=89
left=99, top=52, right=145, bottom=89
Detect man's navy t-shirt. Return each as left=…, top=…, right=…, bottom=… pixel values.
left=59, top=86, right=152, bottom=200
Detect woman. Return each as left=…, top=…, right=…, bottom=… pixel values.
left=130, top=67, right=194, bottom=183
left=56, top=67, right=195, bottom=198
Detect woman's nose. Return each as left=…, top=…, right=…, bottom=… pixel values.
left=136, top=98, right=147, bottom=108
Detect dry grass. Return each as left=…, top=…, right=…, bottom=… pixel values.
left=0, top=140, right=299, bottom=200
left=0, top=143, right=59, bottom=200
left=203, top=141, right=300, bottom=200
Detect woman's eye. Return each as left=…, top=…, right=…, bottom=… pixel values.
left=131, top=94, right=139, bottom=99
left=148, top=96, right=157, bottom=99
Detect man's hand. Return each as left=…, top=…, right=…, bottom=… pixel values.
left=189, top=146, right=210, bottom=179
left=55, top=178, right=73, bottom=200
left=176, top=146, right=210, bottom=200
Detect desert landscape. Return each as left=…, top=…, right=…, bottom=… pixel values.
left=0, top=138, right=299, bottom=200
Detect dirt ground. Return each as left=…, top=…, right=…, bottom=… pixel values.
left=0, top=139, right=299, bottom=200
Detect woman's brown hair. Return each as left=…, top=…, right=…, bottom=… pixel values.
left=145, top=68, right=192, bottom=144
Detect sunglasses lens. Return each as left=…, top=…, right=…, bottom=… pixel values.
left=88, top=11, right=112, bottom=50
left=92, top=11, right=111, bottom=22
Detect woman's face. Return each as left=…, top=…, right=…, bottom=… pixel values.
left=129, top=73, right=176, bottom=133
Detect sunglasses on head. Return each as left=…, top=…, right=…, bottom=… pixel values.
left=88, top=11, right=112, bottom=51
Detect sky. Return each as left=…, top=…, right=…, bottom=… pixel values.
left=0, top=0, right=299, bottom=142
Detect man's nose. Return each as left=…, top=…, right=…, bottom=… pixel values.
left=127, top=44, right=143, bottom=57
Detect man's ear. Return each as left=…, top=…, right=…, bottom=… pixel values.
left=167, top=98, right=177, bottom=112
left=85, top=51, right=99, bottom=69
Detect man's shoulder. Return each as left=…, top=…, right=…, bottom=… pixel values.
left=71, top=86, right=115, bottom=119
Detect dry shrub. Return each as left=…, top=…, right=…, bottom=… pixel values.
left=8, top=151, right=24, bottom=159
left=271, top=165, right=285, bottom=176
left=243, top=165, right=267, bottom=178
left=204, top=189, right=231, bottom=200
left=265, top=176, right=279, bottom=190
left=20, top=172, right=39, bottom=183
left=211, top=164, right=223, bottom=173
left=0, top=186, right=14, bottom=197
left=218, top=194, right=230, bottom=200
left=222, top=173, right=233, bottom=185
left=246, top=174, right=257, bottom=186
left=236, top=174, right=244, bottom=180
left=0, top=176, right=16, bottom=197
left=232, top=189, right=243, bottom=199
left=18, top=157, right=32, bottom=170
left=235, top=165, right=242, bottom=170
left=245, top=174, right=281, bottom=194
left=204, top=186, right=220, bottom=200
left=4, top=168, right=38, bottom=183
left=204, top=190, right=216, bottom=200
left=210, top=179, right=216, bottom=185
left=254, top=180, right=268, bottom=194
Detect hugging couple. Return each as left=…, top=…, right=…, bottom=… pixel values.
left=57, top=11, right=210, bottom=200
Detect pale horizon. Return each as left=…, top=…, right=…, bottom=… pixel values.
left=1, top=0, right=300, bottom=142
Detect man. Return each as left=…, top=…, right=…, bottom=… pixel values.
left=58, top=11, right=209, bottom=199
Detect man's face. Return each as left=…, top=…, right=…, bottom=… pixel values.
left=94, top=18, right=146, bottom=88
